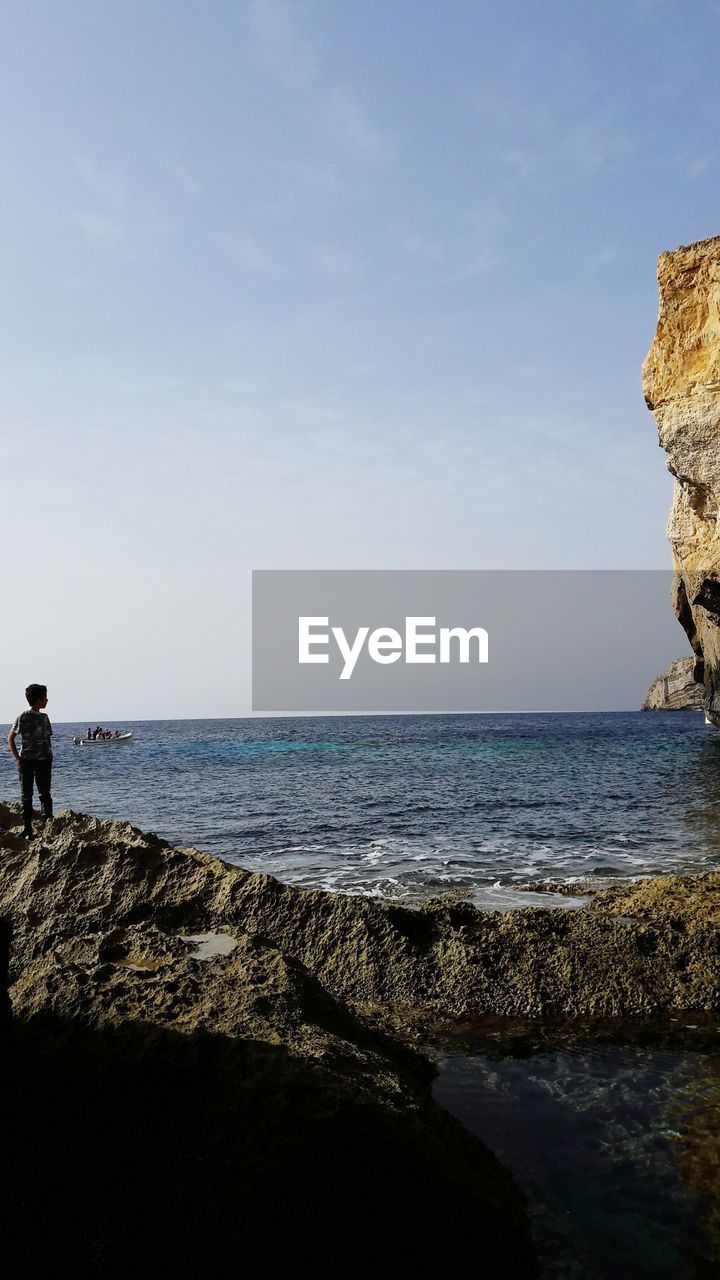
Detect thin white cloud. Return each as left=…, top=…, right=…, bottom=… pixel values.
left=301, top=240, right=359, bottom=278
left=686, top=155, right=714, bottom=177
left=558, top=120, right=631, bottom=179
left=72, top=154, right=127, bottom=204
left=399, top=232, right=445, bottom=264
left=221, top=377, right=266, bottom=396
left=584, top=245, right=622, bottom=274
left=286, top=160, right=344, bottom=198
left=486, top=117, right=631, bottom=187
left=72, top=153, right=131, bottom=253
left=665, top=149, right=716, bottom=179
left=468, top=87, right=555, bottom=136
left=89, top=375, right=184, bottom=398
left=246, top=4, right=391, bottom=168
left=327, top=86, right=388, bottom=161
left=169, top=162, right=200, bottom=197
left=469, top=85, right=632, bottom=191
left=441, top=250, right=497, bottom=284
left=247, top=0, right=319, bottom=90
left=397, top=228, right=497, bottom=284
left=75, top=211, right=125, bottom=248
left=218, top=232, right=287, bottom=277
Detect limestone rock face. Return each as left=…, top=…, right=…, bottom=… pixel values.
left=642, top=655, right=704, bottom=710
left=643, top=237, right=720, bottom=724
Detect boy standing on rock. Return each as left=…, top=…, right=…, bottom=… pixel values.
left=7, top=683, right=53, bottom=840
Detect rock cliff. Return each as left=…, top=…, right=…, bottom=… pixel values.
left=642, top=655, right=705, bottom=710
left=643, top=237, right=720, bottom=724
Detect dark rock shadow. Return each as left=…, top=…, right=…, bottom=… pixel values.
left=2, top=1014, right=537, bottom=1271
left=1, top=981, right=535, bottom=1270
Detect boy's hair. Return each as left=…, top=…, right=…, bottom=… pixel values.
left=25, top=683, right=47, bottom=706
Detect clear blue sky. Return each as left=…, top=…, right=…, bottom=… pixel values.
left=1, top=0, right=716, bottom=719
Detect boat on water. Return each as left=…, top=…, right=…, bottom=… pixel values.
left=73, top=731, right=134, bottom=745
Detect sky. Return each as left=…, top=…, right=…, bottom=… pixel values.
left=1, top=0, right=718, bottom=720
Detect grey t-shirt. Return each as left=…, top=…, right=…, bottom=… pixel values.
left=12, top=710, right=53, bottom=760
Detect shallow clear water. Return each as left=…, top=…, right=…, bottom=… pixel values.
left=432, top=1026, right=720, bottom=1278
left=4, top=711, right=720, bottom=906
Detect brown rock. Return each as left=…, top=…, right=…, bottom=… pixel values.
left=2, top=802, right=718, bottom=1027
left=0, top=802, right=536, bottom=1271
left=643, top=237, right=720, bottom=724
left=4, top=801, right=720, bottom=1265
left=642, top=654, right=705, bottom=709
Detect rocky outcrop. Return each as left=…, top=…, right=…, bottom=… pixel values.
left=643, top=237, right=720, bottom=724
left=3, top=804, right=720, bottom=1024
left=0, top=802, right=536, bottom=1271
left=3, top=803, right=720, bottom=1264
left=642, top=655, right=705, bottom=709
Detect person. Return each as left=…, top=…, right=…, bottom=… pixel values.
left=7, top=683, right=53, bottom=840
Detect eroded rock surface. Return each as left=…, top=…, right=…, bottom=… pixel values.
left=643, top=237, right=720, bottom=724
left=642, top=655, right=705, bottom=710
left=3, top=802, right=719, bottom=1265
left=0, top=802, right=535, bottom=1271
left=2, top=803, right=719, bottom=1026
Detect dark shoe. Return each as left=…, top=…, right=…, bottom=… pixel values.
left=22, top=827, right=34, bottom=840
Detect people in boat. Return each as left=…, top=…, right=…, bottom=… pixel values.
left=83, top=726, right=127, bottom=740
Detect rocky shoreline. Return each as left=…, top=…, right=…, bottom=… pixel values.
left=642, top=655, right=705, bottom=710
left=2, top=800, right=720, bottom=1266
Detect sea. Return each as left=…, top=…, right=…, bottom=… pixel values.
left=10, top=709, right=720, bottom=908
left=5, top=708, right=720, bottom=1276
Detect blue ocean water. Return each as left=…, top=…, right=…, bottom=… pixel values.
left=4, top=711, right=720, bottom=907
